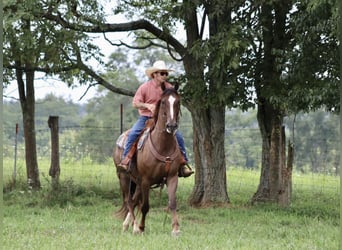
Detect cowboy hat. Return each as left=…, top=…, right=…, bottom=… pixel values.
left=145, top=60, right=173, bottom=78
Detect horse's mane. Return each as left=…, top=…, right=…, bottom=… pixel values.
left=153, top=87, right=180, bottom=125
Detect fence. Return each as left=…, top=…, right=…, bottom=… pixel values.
left=3, top=122, right=340, bottom=196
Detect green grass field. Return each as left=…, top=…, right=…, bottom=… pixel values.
left=3, top=158, right=340, bottom=249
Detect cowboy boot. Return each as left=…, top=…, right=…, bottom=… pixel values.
left=179, top=157, right=194, bottom=178
left=117, top=156, right=130, bottom=172
left=179, top=164, right=194, bottom=178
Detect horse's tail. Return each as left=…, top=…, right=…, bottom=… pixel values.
left=114, top=179, right=137, bottom=219
left=115, top=204, right=128, bottom=219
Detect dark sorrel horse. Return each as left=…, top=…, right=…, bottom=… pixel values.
left=113, top=83, right=183, bottom=236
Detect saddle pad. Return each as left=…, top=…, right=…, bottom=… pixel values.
left=138, top=128, right=150, bottom=150
left=116, top=130, right=130, bottom=149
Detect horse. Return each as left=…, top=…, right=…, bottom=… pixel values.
left=113, top=83, right=183, bottom=236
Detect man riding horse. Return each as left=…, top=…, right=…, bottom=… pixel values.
left=117, top=60, right=193, bottom=178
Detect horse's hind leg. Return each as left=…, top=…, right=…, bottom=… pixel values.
left=122, top=212, right=132, bottom=231
left=123, top=180, right=139, bottom=233
left=136, top=181, right=150, bottom=234
left=123, top=196, right=136, bottom=232
left=118, top=175, right=130, bottom=231
left=131, top=185, right=143, bottom=234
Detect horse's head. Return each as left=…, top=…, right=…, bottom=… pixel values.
left=154, top=84, right=181, bottom=135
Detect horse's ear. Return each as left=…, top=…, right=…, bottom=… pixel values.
left=174, top=82, right=179, bottom=91
left=161, top=82, right=166, bottom=91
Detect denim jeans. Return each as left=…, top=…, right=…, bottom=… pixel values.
left=123, top=116, right=189, bottom=162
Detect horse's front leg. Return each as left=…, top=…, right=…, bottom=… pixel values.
left=167, top=175, right=180, bottom=236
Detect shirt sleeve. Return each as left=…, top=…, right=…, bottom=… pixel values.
left=133, top=83, right=146, bottom=104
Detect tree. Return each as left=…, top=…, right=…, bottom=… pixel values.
left=3, top=0, right=104, bottom=188
left=40, top=0, right=339, bottom=206
left=248, top=0, right=295, bottom=205
left=239, top=0, right=339, bottom=205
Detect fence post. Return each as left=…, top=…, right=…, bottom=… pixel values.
left=13, top=123, right=18, bottom=184
left=48, top=116, right=60, bottom=189
left=120, top=103, right=123, bottom=134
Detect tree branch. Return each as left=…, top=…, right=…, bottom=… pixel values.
left=42, top=11, right=187, bottom=57
left=72, top=42, right=135, bottom=97
left=199, top=8, right=207, bottom=39
left=77, top=83, right=98, bottom=101
left=6, top=64, right=79, bottom=73
left=103, top=33, right=154, bottom=49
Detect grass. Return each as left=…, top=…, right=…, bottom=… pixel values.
left=3, top=158, right=340, bottom=250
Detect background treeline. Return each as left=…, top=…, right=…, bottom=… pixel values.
left=3, top=93, right=339, bottom=175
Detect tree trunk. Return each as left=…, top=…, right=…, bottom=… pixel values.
left=188, top=105, right=229, bottom=206
left=251, top=101, right=292, bottom=206
left=17, top=68, right=41, bottom=189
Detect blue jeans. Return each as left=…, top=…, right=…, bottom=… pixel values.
left=123, top=116, right=189, bottom=162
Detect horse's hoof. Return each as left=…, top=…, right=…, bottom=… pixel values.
left=133, top=223, right=143, bottom=234
left=133, top=229, right=143, bottom=235
left=122, top=224, right=129, bottom=232
left=171, top=229, right=181, bottom=237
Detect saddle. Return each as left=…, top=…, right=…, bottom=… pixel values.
left=116, top=119, right=155, bottom=158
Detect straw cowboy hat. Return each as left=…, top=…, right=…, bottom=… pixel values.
left=145, top=60, right=173, bottom=78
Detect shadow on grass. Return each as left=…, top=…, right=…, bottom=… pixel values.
left=3, top=178, right=120, bottom=208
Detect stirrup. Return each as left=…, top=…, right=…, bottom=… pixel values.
left=179, top=164, right=194, bottom=178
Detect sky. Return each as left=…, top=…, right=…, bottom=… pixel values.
left=4, top=76, right=98, bottom=104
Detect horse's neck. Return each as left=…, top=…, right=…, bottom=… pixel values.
left=151, top=124, right=177, bottom=152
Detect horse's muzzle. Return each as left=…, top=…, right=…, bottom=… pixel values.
left=166, top=123, right=178, bottom=135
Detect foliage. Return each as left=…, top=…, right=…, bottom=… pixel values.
left=114, top=0, right=182, bottom=36
left=284, top=111, right=340, bottom=174
left=3, top=96, right=339, bottom=174
left=284, top=0, right=339, bottom=113
left=234, top=0, right=339, bottom=113
left=225, top=109, right=260, bottom=169
left=35, top=94, right=83, bottom=127
left=3, top=0, right=105, bottom=86
left=3, top=100, right=23, bottom=145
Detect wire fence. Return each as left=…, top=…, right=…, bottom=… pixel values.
left=3, top=124, right=340, bottom=196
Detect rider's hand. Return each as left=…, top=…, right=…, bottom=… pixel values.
left=145, top=103, right=156, bottom=114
